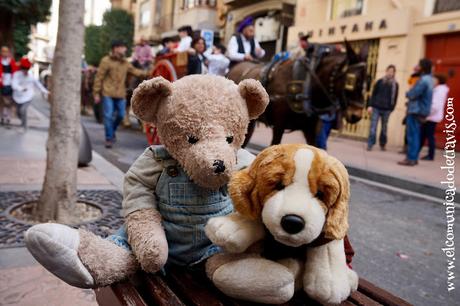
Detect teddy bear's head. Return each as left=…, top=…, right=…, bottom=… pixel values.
left=229, top=144, right=350, bottom=246
left=131, top=75, right=269, bottom=190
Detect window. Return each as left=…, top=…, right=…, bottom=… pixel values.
left=330, top=0, right=364, bottom=19
left=433, top=0, right=460, bottom=14
left=154, top=0, right=162, bottom=26
left=181, top=0, right=216, bottom=10
left=139, top=1, right=150, bottom=28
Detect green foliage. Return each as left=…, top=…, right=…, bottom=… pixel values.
left=0, top=0, right=52, bottom=25
left=84, top=25, right=104, bottom=66
left=83, top=9, right=135, bottom=66
left=13, top=20, right=31, bottom=59
left=0, top=0, right=51, bottom=48
left=100, top=9, right=134, bottom=57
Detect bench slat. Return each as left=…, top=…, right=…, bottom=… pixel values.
left=348, top=290, right=381, bottom=306
left=95, top=281, right=147, bottom=306
left=358, top=279, right=412, bottom=306
left=142, top=273, right=185, bottom=306
left=165, top=267, right=227, bottom=306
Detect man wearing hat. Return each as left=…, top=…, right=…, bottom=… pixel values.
left=227, top=16, right=265, bottom=64
left=93, top=40, right=149, bottom=148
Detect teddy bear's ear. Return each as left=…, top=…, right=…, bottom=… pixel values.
left=228, top=168, right=260, bottom=220
left=131, top=77, right=173, bottom=124
left=320, top=155, right=350, bottom=240
left=238, top=79, right=269, bottom=120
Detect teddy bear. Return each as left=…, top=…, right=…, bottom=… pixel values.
left=204, top=143, right=358, bottom=304
left=24, top=74, right=269, bottom=289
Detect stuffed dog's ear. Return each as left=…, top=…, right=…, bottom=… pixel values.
left=131, top=77, right=173, bottom=124
left=320, top=155, right=350, bottom=240
left=238, top=79, right=269, bottom=120
left=228, top=168, right=260, bottom=220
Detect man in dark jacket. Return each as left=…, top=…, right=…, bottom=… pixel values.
left=367, top=65, right=399, bottom=151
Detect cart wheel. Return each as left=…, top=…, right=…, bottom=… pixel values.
left=144, top=123, right=161, bottom=145
left=151, top=59, right=178, bottom=82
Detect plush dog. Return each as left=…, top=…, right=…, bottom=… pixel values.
left=205, top=144, right=358, bottom=304
left=24, top=75, right=269, bottom=288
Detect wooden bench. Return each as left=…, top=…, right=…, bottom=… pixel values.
left=94, top=265, right=412, bottom=306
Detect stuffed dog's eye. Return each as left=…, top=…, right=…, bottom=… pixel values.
left=275, top=181, right=285, bottom=190
left=226, top=136, right=234, bottom=144
left=315, top=190, right=325, bottom=201
left=187, top=135, right=199, bottom=144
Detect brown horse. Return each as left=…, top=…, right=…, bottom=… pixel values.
left=227, top=42, right=368, bottom=146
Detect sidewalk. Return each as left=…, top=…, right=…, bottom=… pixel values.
left=0, top=103, right=125, bottom=305
left=249, top=124, right=460, bottom=197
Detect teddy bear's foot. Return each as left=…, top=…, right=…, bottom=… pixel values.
left=210, top=257, right=295, bottom=304
left=25, top=223, right=139, bottom=288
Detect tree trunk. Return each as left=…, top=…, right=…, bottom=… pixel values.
left=36, top=0, right=85, bottom=223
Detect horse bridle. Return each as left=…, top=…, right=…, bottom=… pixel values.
left=296, top=57, right=367, bottom=114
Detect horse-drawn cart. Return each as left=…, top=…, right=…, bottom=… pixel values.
left=143, top=52, right=188, bottom=145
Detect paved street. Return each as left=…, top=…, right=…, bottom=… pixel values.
left=31, top=96, right=460, bottom=305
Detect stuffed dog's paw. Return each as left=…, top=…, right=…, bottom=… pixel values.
left=205, top=214, right=264, bottom=253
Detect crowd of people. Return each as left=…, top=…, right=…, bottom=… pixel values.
left=366, top=58, right=449, bottom=166
left=0, top=46, right=49, bottom=131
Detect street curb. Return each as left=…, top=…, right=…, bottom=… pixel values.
left=246, top=143, right=444, bottom=199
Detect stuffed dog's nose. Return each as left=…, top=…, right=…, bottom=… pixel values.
left=213, top=160, right=226, bottom=174
left=281, top=214, right=305, bottom=234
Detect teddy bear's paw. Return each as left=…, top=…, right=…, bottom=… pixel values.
left=25, top=223, right=95, bottom=288
left=205, top=216, right=256, bottom=253
left=303, top=266, right=356, bottom=305
left=212, top=257, right=295, bottom=304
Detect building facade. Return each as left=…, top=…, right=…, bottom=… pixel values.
left=289, top=0, right=460, bottom=148
left=128, top=0, right=219, bottom=42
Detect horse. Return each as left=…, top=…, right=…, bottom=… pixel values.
left=227, top=41, right=368, bottom=146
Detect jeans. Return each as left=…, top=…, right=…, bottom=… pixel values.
left=16, top=101, right=31, bottom=128
left=367, top=108, right=391, bottom=148
left=316, top=119, right=333, bottom=150
left=406, top=114, right=422, bottom=161
left=420, top=121, right=437, bottom=159
left=102, top=96, right=126, bottom=141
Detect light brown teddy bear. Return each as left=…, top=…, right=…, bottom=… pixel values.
left=24, top=75, right=269, bottom=289
left=205, top=144, right=358, bottom=304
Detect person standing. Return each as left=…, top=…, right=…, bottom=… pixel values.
left=419, top=74, right=449, bottom=161
left=398, top=58, right=433, bottom=166
left=93, top=40, right=149, bottom=148
left=132, top=37, right=153, bottom=70
left=227, top=16, right=265, bottom=64
left=367, top=65, right=399, bottom=151
left=187, top=37, right=208, bottom=75
left=11, top=58, right=49, bottom=131
left=204, top=44, right=230, bottom=76
left=175, top=25, right=193, bottom=53
left=0, top=46, right=18, bottom=127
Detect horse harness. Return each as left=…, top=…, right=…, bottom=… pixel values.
left=257, top=47, right=366, bottom=115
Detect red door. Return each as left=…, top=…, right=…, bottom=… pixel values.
left=425, top=32, right=460, bottom=150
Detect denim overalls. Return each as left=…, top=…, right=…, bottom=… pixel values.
left=107, top=146, right=234, bottom=266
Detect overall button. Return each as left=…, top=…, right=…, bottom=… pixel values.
left=166, top=166, right=179, bottom=177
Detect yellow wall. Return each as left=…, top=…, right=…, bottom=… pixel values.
left=290, top=0, right=460, bottom=147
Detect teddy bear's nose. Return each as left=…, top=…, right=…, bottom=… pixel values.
left=281, top=214, right=305, bottom=234
left=213, top=160, right=226, bottom=174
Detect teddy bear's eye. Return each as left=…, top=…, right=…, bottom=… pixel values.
left=226, top=136, right=234, bottom=144
left=187, top=135, right=199, bottom=144
left=315, top=190, right=325, bottom=201
left=275, top=181, right=285, bottom=190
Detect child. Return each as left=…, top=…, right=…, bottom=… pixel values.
left=0, top=46, right=18, bottom=127
left=12, top=58, right=49, bottom=131
left=204, top=44, right=230, bottom=76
